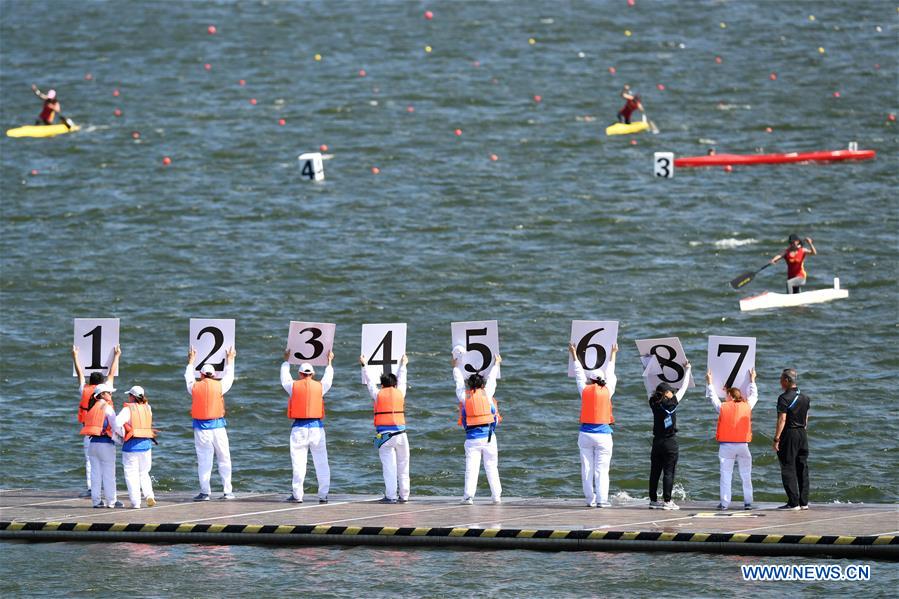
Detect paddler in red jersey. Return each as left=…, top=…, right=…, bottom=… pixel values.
left=616, top=85, right=644, bottom=125
left=770, top=234, right=817, bottom=294
left=32, top=84, right=63, bottom=124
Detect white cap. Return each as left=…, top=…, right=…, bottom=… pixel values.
left=452, top=345, right=466, bottom=360
left=126, top=385, right=145, bottom=398
left=47, top=89, right=57, bottom=99
left=586, top=368, right=606, bottom=382
left=199, top=364, right=216, bottom=376
left=299, top=362, right=315, bottom=375
left=93, top=383, right=116, bottom=397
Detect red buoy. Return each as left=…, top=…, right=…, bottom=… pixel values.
left=162, top=156, right=172, bottom=166
left=424, top=11, right=433, bottom=20
left=208, top=25, right=217, bottom=35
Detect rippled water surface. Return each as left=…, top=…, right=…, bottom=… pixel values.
left=1, top=0, right=896, bottom=595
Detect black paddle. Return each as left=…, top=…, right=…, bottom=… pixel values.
left=730, top=262, right=771, bottom=290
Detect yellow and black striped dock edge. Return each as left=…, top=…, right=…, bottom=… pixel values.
left=1, top=521, right=896, bottom=558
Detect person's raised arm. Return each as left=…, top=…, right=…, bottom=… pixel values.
left=747, top=368, right=759, bottom=409
left=220, top=347, right=236, bottom=394
left=674, top=362, right=692, bottom=403
left=114, top=403, right=132, bottom=429
left=107, top=345, right=121, bottom=387
left=280, top=348, right=294, bottom=395
left=452, top=356, right=466, bottom=403
left=31, top=84, right=46, bottom=100
left=569, top=343, right=588, bottom=394
left=805, top=237, right=817, bottom=256
left=321, top=351, right=334, bottom=395
left=706, top=370, right=722, bottom=412
left=72, top=345, right=85, bottom=389
left=605, top=344, right=619, bottom=396
left=184, top=347, right=196, bottom=393
left=360, top=354, right=378, bottom=401
left=770, top=250, right=785, bottom=264
left=397, top=354, right=408, bottom=396
left=484, top=354, right=501, bottom=398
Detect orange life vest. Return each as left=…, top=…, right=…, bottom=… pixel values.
left=288, top=377, right=324, bottom=419
left=580, top=384, right=614, bottom=425
left=462, top=389, right=494, bottom=427
left=374, top=387, right=405, bottom=427
left=124, top=402, right=154, bottom=441
left=79, top=400, right=110, bottom=437
left=191, top=377, right=225, bottom=420
left=716, top=401, right=752, bottom=442
left=78, top=384, right=96, bottom=423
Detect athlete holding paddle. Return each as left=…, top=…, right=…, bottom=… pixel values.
left=730, top=234, right=817, bottom=292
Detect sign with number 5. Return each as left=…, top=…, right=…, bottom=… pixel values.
left=189, top=318, right=235, bottom=378
left=287, top=321, right=335, bottom=366
left=451, top=320, right=500, bottom=378
left=707, top=335, right=756, bottom=397
left=73, top=318, right=120, bottom=377
left=568, top=320, right=618, bottom=377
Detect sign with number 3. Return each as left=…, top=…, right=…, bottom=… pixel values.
left=286, top=321, right=335, bottom=366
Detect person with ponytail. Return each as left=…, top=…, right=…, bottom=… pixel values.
left=647, top=361, right=691, bottom=510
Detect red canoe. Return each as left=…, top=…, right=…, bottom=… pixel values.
left=674, top=149, right=876, bottom=167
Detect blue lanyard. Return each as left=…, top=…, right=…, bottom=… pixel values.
left=787, top=389, right=801, bottom=410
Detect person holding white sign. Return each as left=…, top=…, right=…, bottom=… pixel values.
left=361, top=353, right=410, bottom=504
left=185, top=346, right=236, bottom=501
left=647, top=363, right=691, bottom=511
left=569, top=343, right=619, bottom=508
left=72, top=345, right=120, bottom=498
left=80, top=384, right=124, bottom=508
left=280, top=348, right=334, bottom=504
left=115, top=386, right=157, bottom=509
left=707, top=368, right=758, bottom=510
left=453, top=350, right=503, bottom=505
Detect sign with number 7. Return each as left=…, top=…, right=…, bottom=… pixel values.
left=707, top=335, right=756, bottom=397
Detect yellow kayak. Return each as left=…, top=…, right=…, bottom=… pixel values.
left=6, top=123, right=80, bottom=138
left=605, top=121, right=649, bottom=136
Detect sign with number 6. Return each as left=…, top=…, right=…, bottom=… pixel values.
left=451, top=320, right=500, bottom=378
left=568, top=320, right=618, bottom=377
left=707, top=335, right=756, bottom=397
left=634, top=336, right=695, bottom=396
left=73, top=318, right=120, bottom=377
left=189, top=318, right=235, bottom=378
left=286, top=321, right=335, bottom=366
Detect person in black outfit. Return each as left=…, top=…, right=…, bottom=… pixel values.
left=773, top=368, right=810, bottom=510
left=647, top=362, right=692, bottom=510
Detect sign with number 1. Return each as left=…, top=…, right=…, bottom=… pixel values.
left=73, top=318, right=120, bottom=377
left=189, top=318, right=235, bottom=378
left=451, top=320, right=500, bottom=378
left=568, top=320, right=618, bottom=377
left=707, top=335, right=756, bottom=397
left=287, top=321, right=335, bottom=366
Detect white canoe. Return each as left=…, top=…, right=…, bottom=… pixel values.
left=739, top=278, right=848, bottom=312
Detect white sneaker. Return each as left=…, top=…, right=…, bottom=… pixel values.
left=662, top=501, right=680, bottom=510
left=648, top=501, right=665, bottom=509
left=460, top=497, right=473, bottom=505
left=587, top=501, right=597, bottom=508
left=597, top=501, right=612, bottom=508
left=492, top=497, right=502, bottom=505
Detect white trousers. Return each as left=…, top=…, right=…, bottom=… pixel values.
left=122, top=450, right=154, bottom=508
left=463, top=436, right=501, bottom=500
left=194, top=428, right=232, bottom=494
left=290, top=426, right=330, bottom=501
left=88, top=441, right=117, bottom=505
left=578, top=432, right=613, bottom=505
left=378, top=433, right=410, bottom=501
left=718, top=442, right=753, bottom=506
left=786, top=275, right=806, bottom=293
left=83, top=436, right=92, bottom=489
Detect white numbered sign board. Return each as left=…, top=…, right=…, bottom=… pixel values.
left=635, top=336, right=695, bottom=396
left=189, top=318, right=236, bottom=378
left=73, top=318, right=120, bottom=377
left=361, top=323, right=407, bottom=380
left=451, top=320, right=501, bottom=378
left=568, top=320, right=618, bottom=377
left=654, top=152, right=674, bottom=178
left=707, top=335, right=756, bottom=396
left=287, top=321, right=336, bottom=366
left=298, top=152, right=325, bottom=181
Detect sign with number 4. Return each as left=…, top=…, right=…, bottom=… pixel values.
left=189, top=318, right=236, bottom=378
left=361, top=323, right=407, bottom=381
